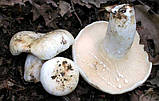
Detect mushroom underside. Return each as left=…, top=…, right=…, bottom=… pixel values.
left=73, top=21, right=152, bottom=94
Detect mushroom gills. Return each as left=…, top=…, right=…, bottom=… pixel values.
left=73, top=4, right=152, bottom=94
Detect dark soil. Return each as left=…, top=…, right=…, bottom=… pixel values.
left=0, top=0, right=159, bottom=101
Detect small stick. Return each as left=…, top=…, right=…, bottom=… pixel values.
left=137, top=0, right=156, bottom=14
left=70, top=0, right=83, bottom=26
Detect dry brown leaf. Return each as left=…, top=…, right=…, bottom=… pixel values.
left=0, top=0, right=29, bottom=6
left=135, top=5, right=159, bottom=65
left=32, top=3, right=40, bottom=21
left=0, top=80, right=14, bottom=89
left=45, top=0, right=57, bottom=7
left=81, top=0, right=111, bottom=8
left=72, top=0, right=92, bottom=8
left=130, top=93, right=139, bottom=101
left=59, top=1, right=71, bottom=17
left=130, top=90, right=143, bottom=101
left=131, top=89, right=159, bottom=101
left=149, top=70, right=159, bottom=87
left=139, top=89, right=159, bottom=101
left=32, top=3, right=58, bottom=25
left=150, top=55, right=159, bottom=65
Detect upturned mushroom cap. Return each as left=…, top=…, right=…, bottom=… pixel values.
left=72, top=21, right=152, bottom=94
left=9, top=31, right=44, bottom=55
left=30, top=29, right=74, bottom=60
left=40, top=57, right=79, bottom=96
left=24, top=54, right=43, bottom=83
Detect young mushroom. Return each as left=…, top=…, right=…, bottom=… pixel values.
left=10, top=29, right=74, bottom=60
left=24, top=54, right=43, bottom=83
left=72, top=4, right=152, bottom=94
left=40, top=57, right=79, bottom=96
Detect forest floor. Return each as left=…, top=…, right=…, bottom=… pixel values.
left=0, top=0, right=159, bottom=101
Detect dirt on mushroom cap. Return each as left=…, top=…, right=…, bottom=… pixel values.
left=40, top=57, right=79, bottom=96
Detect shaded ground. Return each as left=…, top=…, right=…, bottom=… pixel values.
left=0, top=0, right=159, bottom=101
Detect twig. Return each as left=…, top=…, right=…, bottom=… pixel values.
left=70, top=0, right=82, bottom=26
left=98, top=8, right=106, bottom=12
left=137, top=0, right=156, bottom=14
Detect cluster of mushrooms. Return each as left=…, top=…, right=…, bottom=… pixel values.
left=9, top=4, right=152, bottom=95
left=10, top=29, right=79, bottom=96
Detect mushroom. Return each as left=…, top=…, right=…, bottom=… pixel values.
left=10, top=29, right=74, bottom=60
left=40, top=57, right=79, bottom=96
left=24, top=54, right=43, bottom=83
left=9, top=31, right=44, bottom=55
left=30, top=29, right=74, bottom=60
left=72, top=4, right=152, bottom=94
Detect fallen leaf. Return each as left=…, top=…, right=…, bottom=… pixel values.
left=139, top=88, right=159, bottom=101
left=81, top=0, right=111, bottom=8
left=32, top=3, right=40, bottom=21
left=135, top=5, right=159, bottom=65
left=149, top=70, right=159, bottom=87
left=0, top=0, right=29, bottom=6
left=130, top=93, right=139, bottom=101
left=32, top=3, right=58, bottom=25
left=72, top=0, right=92, bottom=8
left=131, top=89, right=159, bottom=101
left=59, top=1, right=71, bottom=17
left=130, top=90, right=143, bottom=101
left=46, top=0, right=57, bottom=7
left=0, top=79, right=14, bottom=89
left=149, top=55, right=159, bottom=65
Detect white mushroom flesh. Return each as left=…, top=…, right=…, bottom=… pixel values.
left=24, top=54, right=43, bottom=83
left=31, top=29, right=74, bottom=60
left=104, top=4, right=136, bottom=58
left=40, top=57, right=79, bottom=96
left=10, top=31, right=44, bottom=55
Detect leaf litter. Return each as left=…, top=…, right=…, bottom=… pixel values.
left=135, top=4, right=159, bottom=65
left=0, top=0, right=159, bottom=101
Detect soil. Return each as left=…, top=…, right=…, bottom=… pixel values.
left=0, top=0, right=159, bottom=101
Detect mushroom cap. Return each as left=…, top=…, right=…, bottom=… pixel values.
left=9, top=31, right=44, bottom=55
left=40, top=57, right=79, bottom=96
left=24, top=54, right=43, bottom=83
left=72, top=21, right=152, bottom=94
left=31, top=29, right=74, bottom=60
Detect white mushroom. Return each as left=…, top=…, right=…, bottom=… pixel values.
left=40, top=57, right=79, bottom=96
left=9, top=29, right=74, bottom=60
left=72, top=4, right=152, bottom=94
left=24, top=54, right=43, bottom=83
left=30, top=29, right=74, bottom=60
left=9, top=31, right=44, bottom=55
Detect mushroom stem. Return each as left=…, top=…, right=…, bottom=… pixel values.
left=103, top=4, right=136, bottom=58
